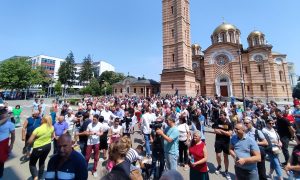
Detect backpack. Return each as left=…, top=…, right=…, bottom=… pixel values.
left=255, top=129, right=272, bottom=155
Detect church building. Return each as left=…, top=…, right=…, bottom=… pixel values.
left=161, top=0, right=292, bottom=102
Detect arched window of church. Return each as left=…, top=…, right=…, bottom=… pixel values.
left=171, top=84, right=174, bottom=89
left=220, top=78, right=227, bottom=82
left=229, top=32, right=233, bottom=43
left=279, top=71, right=283, bottom=81
left=254, top=37, right=259, bottom=45
left=120, top=89, right=123, bottom=93
left=220, top=33, right=225, bottom=42
left=127, top=87, right=129, bottom=93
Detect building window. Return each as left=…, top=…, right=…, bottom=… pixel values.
left=172, top=29, right=174, bottom=37
left=172, top=54, right=175, bottom=62
left=171, top=6, right=174, bottom=14
left=279, top=71, right=283, bottom=81
left=120, top=89, right=123, bottom=93
left=258, top=65, right=261, bottom=72
left=244, top=66, right=248, bottom=74
left=247, top=86, right=250, bottom=91
left=127, top=87, right=129, bottom=93
left=171, top=84, right=174, bottom=89
left=134, top=88, right=136, bottom=93
left=260, top=85, right=264, bottom=91
left=202, top=70, right=205, bottom=77
left=282, top=86, right=285, bottom=91
left=141, top=88, right=143, bottom=93
left=115, top=89, right=117, bottom=93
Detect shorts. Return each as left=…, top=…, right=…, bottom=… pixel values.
left=214, top=141, right=230, bottom=154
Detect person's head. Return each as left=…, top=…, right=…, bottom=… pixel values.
left=166, top=114, right=176, bottom=127
left=266, top=118, right=275, bottom=128
left=160, top=170, right=184, bottom=180
left=32, top=110, right=40, bottom=118
left=234, top=123, right=245, bottom=137
left=83, top=111, right=90, bottom=120
left=275, top=108, right=283, bottom=118
left=99, top=116, right=104, bottom=123
left=42, top=115, right=53, bottom=127
left=58, top=116, right=64, bottom=123
left=93, top=114, right=99, bottom=124
left=243, top=117, right=253, bottom=129
left=0, top=107, right=8, bottom=122
left=179, top=115, right=186, bottom=124
left=35, top=98, right=38, bottom=103
left=108, top=136, right=131, bottom=162
left=114, top=118, right=120, bottom=127
left=219, top=112, right=227, bottom=121
left=57, top=133, right=73, bottom=158
left=192, top=130, right=201, bottom=144
left=136, top=145, right=143, bottom=154
left=296, top=105, right=300, bottom=110
left=15, top=105, right=20, bottom=109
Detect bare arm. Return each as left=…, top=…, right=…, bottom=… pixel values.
left=220, top=129, right=233, bottom=137
left=27, top=133, right=37, bottom=145
left=288, top=125, right=296, bottom=137
left=237, top=150, right=261, bottom=165
left=22, top=120, right=28, bottom=141
left=229, top=144, right=236, bottom=159
left=9, top=131, right=15, bottom=151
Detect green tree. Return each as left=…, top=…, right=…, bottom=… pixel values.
left=58, top=52, right=76, bottom=96
left=293, top=83, right=300, bottom=99
left=79, top=77, right=101, bottom=96
left=0, top=57, right=32, bottom=91
left=31, top=66, right=51, bottom=91
left=54, top=81, right=63, bottom=95
left=97, top=71, right=125, bottom=95
left=79, top=55, right=94, bottom=83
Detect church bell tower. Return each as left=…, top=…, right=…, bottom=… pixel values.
left=160, top=0, right=196, bottom=97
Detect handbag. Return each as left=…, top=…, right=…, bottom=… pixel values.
left=272, top=132, right=282, bottom=155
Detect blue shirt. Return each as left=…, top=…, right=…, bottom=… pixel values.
left=164, top=126, right=179, bottom=156
left=230, top=134, right=260, bottom=171
left=294, top=109, right=300, bottom=122
left=0, top=120, right=15, bottom=141
left=54, top=121, right=68, bottom=136
left=27, top=117, right=42, bottom=134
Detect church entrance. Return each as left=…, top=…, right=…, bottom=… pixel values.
left=220, top=86, right=228, bottom=97
left=215, top=75, right=232, bottom=97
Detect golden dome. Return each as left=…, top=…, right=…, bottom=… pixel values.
left=248, top=30, right=265, bottom=38
left=192, top=44, right=201, bottom=48
left=213, top=23, right=239, bottom=35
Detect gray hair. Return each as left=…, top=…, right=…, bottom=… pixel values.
left=193, top=130, right=201, bottom=137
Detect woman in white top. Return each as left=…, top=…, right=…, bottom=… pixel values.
left=177, top=115, right=190, bottom=170
left=262, top=119, right=283, bottom=180
left=109, top=118, right=123, bottom=144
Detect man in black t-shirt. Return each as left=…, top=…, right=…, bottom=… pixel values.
left=150, top=122, right=164, bottom=179
left=212, top=112, right=233, bottom=178
left=76, top=112, right=91, bottom=157
left=275, top=108, right=295, bottom=166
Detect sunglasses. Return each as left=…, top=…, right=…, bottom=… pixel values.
left=268, top=122, right=274, bottom=125
left=244, top=122, right=250, bottom=125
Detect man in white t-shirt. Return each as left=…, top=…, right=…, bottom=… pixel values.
left=85, top=114, right=103, bottom=178
left=64, top=110, right=76, bottom=135
left=141, top=107, right=155, bottom=157
left=100, top=106, right=117, bottom=125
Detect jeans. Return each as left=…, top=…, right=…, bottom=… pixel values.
left=179, top=140, right=188, bottom=164
left=165, top=153, right=178, bottom=171
left=280, top=136, right=290, bottom=163
left=144, top=134, right=151, bottom=156
left=79, top=140, right=87, bottom=157
left=151, top=149, right=164, bottom=178
left=268, top=153, right=282, bottom=177
left=85, top=144, right=100, bottom=172
left=29, top=143, right=51, bottom=179
left=235, top=166, right=259, bottom=180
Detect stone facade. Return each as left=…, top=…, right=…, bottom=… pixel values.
left=161, top=0, right=197, bottom=97
left=112, top=77, right=160, bottom=97
left=192, top=24, right=292, bottom=102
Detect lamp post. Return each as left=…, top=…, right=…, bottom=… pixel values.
left=237, top=47, right=246, bottom=111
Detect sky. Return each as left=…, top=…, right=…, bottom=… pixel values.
left=0, top=0, right=299, bottom=81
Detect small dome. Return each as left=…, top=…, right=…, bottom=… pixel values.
left=248, top=30, right=265, bottom=39
left=213, top=23, right=239, bottom=35
left=192, top=44, right=200, bottom=48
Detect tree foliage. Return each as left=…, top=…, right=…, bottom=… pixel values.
left=98, top=71, right=125, bottom=85
left=293, top=83, right=300, bottom=99
left=79, top=77, right=101, bottom=96
left=79, top=55, right=94, bottom=83
left=58, top=52, right=76, bottom=88
left=54, top=81, right=63, bottom=95
left=0, top=57, right=33, bottom=90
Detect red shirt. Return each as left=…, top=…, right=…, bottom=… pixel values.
left=189, top=142, right=208, bottom=172
left=284, top=114, right=295, bottom=123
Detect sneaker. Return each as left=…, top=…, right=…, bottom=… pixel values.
left=215, top=165, right=221, bottom=175
left=92, top=171, right=98, bottom=178
left=224, top=171, right=231, bottom=180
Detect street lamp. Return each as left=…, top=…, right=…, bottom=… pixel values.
left=237, top=47, right=246, bottom=111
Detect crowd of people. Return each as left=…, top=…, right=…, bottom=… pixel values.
left=1, top=96, right=300, bottom=180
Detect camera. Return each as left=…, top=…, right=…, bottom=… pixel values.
left=121, top=117, right=132, bottom=130
left=150, top=121, right=163, bottom=130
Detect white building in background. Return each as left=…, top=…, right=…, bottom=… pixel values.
left=29, top=55, right=65, bottom=80
left=288, top=62, right=299, bottom=89
left=93, top=61, right=115, bottom=77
